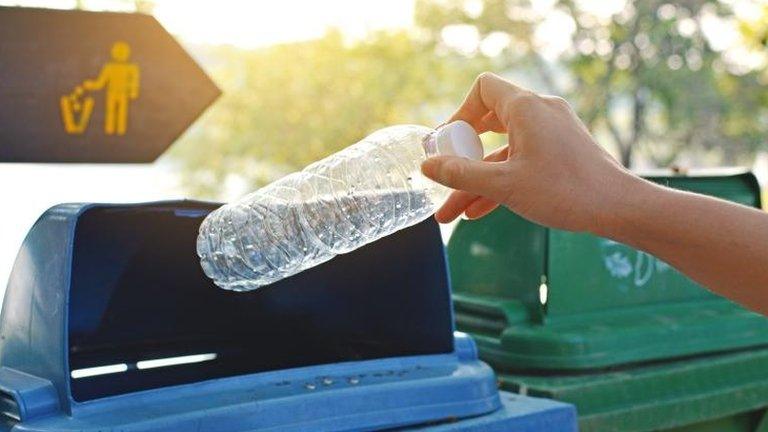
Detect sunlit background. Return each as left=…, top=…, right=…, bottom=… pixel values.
left=1, top=0, right=768, bottom=297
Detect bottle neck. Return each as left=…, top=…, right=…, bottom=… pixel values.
left=421, top=130, right=440, bottom=159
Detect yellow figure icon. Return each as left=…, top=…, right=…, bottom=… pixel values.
left=60, top=41, right=140, bottom=136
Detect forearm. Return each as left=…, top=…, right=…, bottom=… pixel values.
left=597, top=174, right=768, bottom=314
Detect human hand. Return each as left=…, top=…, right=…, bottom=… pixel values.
left=421, top=72, right=639, bottom=234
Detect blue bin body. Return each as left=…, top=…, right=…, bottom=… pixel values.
left=0, top=201, right=576, bottom=431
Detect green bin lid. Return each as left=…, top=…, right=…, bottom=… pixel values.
left=448, top=170, right=768, bottom=370
left=499, top=347, right=768, bottom=432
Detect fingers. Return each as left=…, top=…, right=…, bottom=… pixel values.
left=431, top=145, right=511, bottom=223
left=448, top=72, right=525, bottom=132
left=464, top=197, right=500, bottom=219
left=435, top=190, right=480, bottom=223
left=484, top=145, right=510, bottom=161
left=435, top=193, right=501, bottom=223
left=421, top=156, right=509, bottom=203
left=480, top=111, right=506, bottom=133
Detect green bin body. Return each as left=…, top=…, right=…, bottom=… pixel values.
left=447, top=170, right=768, bottom=431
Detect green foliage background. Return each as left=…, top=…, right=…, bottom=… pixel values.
left=167, top=0, right=768, bottom=199
left=168, top=31, right=487, bottom=198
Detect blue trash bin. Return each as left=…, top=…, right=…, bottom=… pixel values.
left=0, top=201, right=576, bottom=431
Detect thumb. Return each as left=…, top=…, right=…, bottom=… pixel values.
left=421, top=156, right=509, bottom=200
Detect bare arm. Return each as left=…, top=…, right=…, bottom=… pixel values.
left=421, top=72, right=768, bottom=315
left=601, top=175, right=768, bottom=313
left=83, top=65, right=108, bottom=91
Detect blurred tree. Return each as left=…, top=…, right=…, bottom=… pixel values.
left=416, top=0, right=768, bottom=167
left=740, top=3, right=768, bottom=49
left=133, top=1, right=155, bottom=14
left=170, top=30, right=486, bottom=198
left=74, top=0, right=155, bottom=14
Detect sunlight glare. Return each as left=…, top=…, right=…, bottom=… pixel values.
left=153, top=0, right=415, bottom=48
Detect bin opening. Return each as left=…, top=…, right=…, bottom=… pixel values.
left=0, top=390, right=20, bottom=422
left=67, top=203, right=453, bottom=402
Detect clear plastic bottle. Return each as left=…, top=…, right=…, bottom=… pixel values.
left=197, top=121, right=483, bottom=291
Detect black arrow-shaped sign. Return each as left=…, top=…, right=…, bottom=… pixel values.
left=0, top=7, right=221, bottom=163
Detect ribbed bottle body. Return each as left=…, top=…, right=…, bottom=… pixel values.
left=197, top=125, right=448, bottom=291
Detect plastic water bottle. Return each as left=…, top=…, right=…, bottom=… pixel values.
left=197, top=121, right=483, bottom=291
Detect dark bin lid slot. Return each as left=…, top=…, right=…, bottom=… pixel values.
left=68, top=204, right=453, bottom=401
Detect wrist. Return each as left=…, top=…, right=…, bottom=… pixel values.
left=589, top=171, right=661, bottom=242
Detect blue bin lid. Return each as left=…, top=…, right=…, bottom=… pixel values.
left=0, top=200, right=503, bottom=431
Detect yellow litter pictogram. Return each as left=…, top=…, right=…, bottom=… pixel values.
left=60, top=41, right=140, bottom=136
left=60, top=86, right=94, bottom=134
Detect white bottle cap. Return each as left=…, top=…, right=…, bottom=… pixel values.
left=435, top=120, right=484, bottom=161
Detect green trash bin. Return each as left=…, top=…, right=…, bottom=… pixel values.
left=447, top=170, right=768, bottom=431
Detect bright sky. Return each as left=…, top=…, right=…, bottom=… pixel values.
left=0, top=0, right=416, bottom=47
left=154, top=0, right=415, bottom=48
